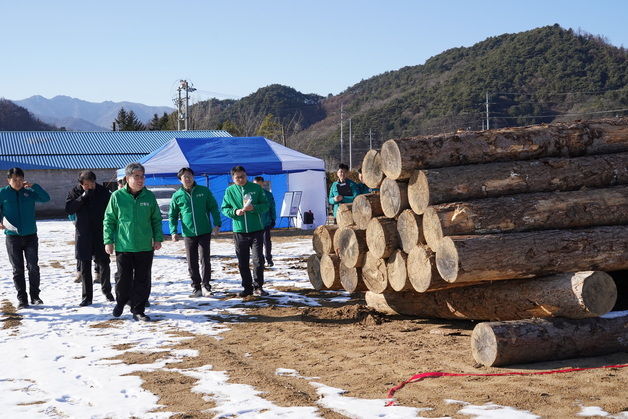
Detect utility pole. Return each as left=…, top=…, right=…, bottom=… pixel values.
left=369, top=129, right=373, bottom=150
left=340, top=103, right=344, bottom=164
left=485, top=91, right=490, bottom=130
left=174, top=80, right=197, bottom=131
left=349, top=118, right=353, bottom=168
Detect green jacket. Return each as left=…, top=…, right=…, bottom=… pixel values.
left=328, top=179, right=360, bottom=217
left=221, top=181, right=269, bottom=233
left=261, top=189, right=276, bottom=228
left=103, top=186, right=163, bottom=252
left=168, top=183, right=222, bottom=237
left=0, top=184, right=50, bottom=236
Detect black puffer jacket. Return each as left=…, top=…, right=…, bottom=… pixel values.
left=65, top=183, right=111, bottom=260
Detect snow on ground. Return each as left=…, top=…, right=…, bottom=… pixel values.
left=0, top=220, right=622, bottom=418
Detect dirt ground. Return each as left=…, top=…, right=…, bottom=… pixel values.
left=107, top=286, right=627, bottom=418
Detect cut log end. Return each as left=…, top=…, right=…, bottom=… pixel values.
left=340, top=265, right=367, bottom=293
left=471, top=323, right=499, bottom=366
left=397, top=209, right=425, bottom=253
left=387, top=249, right=410, bottom=291
left=578, top=271, right=618, bottom=316
left=320, top=254, right=342, bottom=289
left=362, top=149, right=384, bottom=189
left=306, top=255, right=324, bottom=290
left=380, top=178, right=409, bottom=218
left=408, top=170, right=430, bottom=215
left=435, top=236, right=459, bottom=283
left=422, top=206, right=444, bottom=251
left=362, top=252, right=390, bottom=294
left=407, top=245, right=435, bottom=292
left=312, top=225, right=338, bottom=256
left=380, top=140, right=403, bottom=180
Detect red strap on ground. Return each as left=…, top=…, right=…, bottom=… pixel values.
left=385, top=364, right=628, bottom=406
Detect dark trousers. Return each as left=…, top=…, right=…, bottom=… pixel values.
left=6, top=234, right=40, bottom=304
left=233, top=230, right=264, bottom=292
left=115, top=251, right=153, bottom=315
left=78, top=256, right=111, bottom=302
left=184, top=233, right=212, bottom=290
left=262, top=225, right=272, bottom=263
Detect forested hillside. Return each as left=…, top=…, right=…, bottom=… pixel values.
left=0, top=99, right=59, bottom=131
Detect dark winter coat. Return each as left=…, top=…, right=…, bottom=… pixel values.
left=65, top=183, right=111, bottom=260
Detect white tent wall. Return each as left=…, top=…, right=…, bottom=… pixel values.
left=287, top=170, right=327, bottom=228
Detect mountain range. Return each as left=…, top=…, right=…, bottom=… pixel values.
left=12, top=95, right=174, bottom=131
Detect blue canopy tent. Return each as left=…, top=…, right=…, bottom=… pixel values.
left=117, top=137, right=327, bottom=232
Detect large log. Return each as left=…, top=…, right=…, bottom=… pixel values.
left=361, top=149, right=384, bottom=189
left=471, top=312, right=628, bottom=366
left=386, top=249, right=412, bottom=292
left=307, top=254, right=324, bottom=290
left=366, top=271, right=617, bottom=321
left=352, top=193, right=384, bottom=230
left=436, top=225, right=628, bottom=283
left=336, top=203, right=354, bottom=227
left=339, top=264, right=367, bottom=293
left=362, top=252, right=392, bottom=294
left=334, top=226, right=368, bottom=268
left=406, top=245, right=467, bottom=293
left=319, top=254, right=343, bottom=290
left=422, top=185, right=628, bottom=250
left=407, top=152, right=628, bottom=214
left=366, top=217, right=400, bottom=259
left=397, top=209, right=425, bottom=253
left=381, top=118, right=628, bottom=180
left=312, top=225, right=339, bottom=256
left=380, top=178, right=410, bottom=218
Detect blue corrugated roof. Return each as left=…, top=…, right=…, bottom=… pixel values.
left=0, top=130, right=231, bottom=170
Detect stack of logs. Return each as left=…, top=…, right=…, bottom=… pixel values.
left=307, top=118, right=628, bottom=366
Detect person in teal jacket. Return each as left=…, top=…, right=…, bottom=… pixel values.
left=253, top=176, right=276, bottom=267
left=328, top=163, right=360, bottom=218
left=104, top=162, right=163, bottom=321
left=169, top=167, right=222, bottom=297
left=0, top=167, right=50, bottom=309
left=221, top=165, right=269, bottom=297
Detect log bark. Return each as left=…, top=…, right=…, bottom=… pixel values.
left=319, top=254, right=343, bottom=290
left=366, top=271, right=617, bottom=321
left=397, top=209, right=425, bottom=253
left=422, top=185, right=628, bottom=251
left=352, top=193, right=384, bottom=230
left=312, top=225, right=339, bottom=256
left=307, top=254, right=324, bottom=290
left=340, top=264, right=367, bottom=293
left=436, top=225, right=628, bottom=283
left=471, top=312, right=628, bottom=366
left=362, top=252, right=392, bottom=294
left=407, top=152, right=628, bottom=215
left=334, top=226, right=368, bottom=268
left=381, top=118, right=628, bottom=180
left=387, top=249, right=412, bottom=292
left=380, top=178, right=410, bottom=218
left=361, top=149, right=384, bottom=189
left=366, top=216, right=400, bottom=259
left=336, top=203, right=354, bottom=227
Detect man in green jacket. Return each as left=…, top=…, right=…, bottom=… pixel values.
left=104, top=162, right=163, bottom=321
left=253, top=176, right=276, bottom=267
left=169, top=167, right=222, bottom=298
left=221, top=166, right=269, bottom=297
left=328, top=163, right=360, bottom=218
left=0, top=167, right=50, bottom=309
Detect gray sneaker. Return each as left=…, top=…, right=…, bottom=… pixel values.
left=253, top=288, right=269, bottom=297
left=189, top=288, right=203, bottom=298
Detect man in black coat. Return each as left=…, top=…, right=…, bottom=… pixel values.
left=65, top=171, right=114, bottom=306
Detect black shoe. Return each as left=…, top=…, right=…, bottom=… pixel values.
left=17, top=301, right=29, bottom=309
left=253, top=288, right=269, bottom=297
left=189, top=288, right=203, bottom=298
left=112, top=304, right=124, bottom=317
left=144, top=301, right=150, bottom=308
left=104, top=293, right=115, bottom=302
left=267, top=259, right=274, bottom=267
left=238, top=289, right=253, bottom=298
left=31, top=297, right=44, bottom=305
left=133, top=313, right=151, bottom=322
left=79, top=299, right=92, bottom=307
left=203, top=285, right=213, bottom=296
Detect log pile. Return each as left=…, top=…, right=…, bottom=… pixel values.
left=306, top=118, right=628, bottom=365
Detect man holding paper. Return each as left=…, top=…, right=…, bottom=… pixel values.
left=0, top=167, right=50, bottom=309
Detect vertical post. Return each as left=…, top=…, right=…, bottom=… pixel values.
left=177, top=86, right=182, bottom=131
left=340, top=103, right=344, bottom=164
left=485, top=91, right=490, bottom=130
left=349, top=118, right=353, bottom=169
left=369, top=129, right=372, bottom=150
left=184, top=84, right=190, bottom=131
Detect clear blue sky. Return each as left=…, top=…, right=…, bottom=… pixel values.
left=2, top=0, right=627, bottom=107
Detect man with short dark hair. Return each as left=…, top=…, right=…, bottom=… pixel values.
left=252, top=176, right=276, bottom=267
left=169, top=167, right=222, bottom=297
left=0, top=167, right=50, bottom=309
left=65, top=170, right=114, bottom=306
left=221, top=166, right=269, bottom=297
left=328, top=163, right=359, bottom=218
left=104, top=162, right=163, bottom=321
